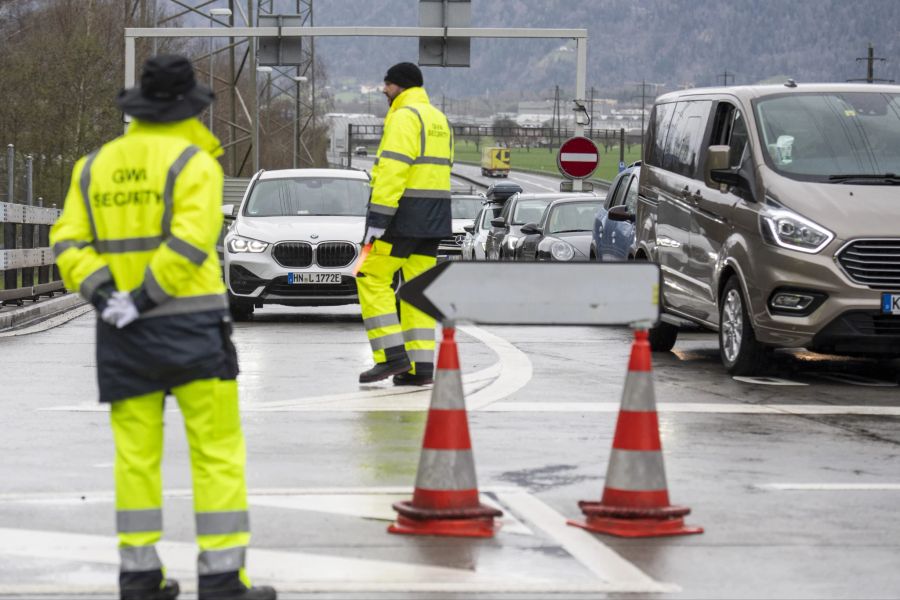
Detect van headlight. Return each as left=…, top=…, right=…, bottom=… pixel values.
left=227, top=235, right=269, bottom=253
left=550, top=241, right=575, bottom=261
left=759, top=206, right=833, bottom=254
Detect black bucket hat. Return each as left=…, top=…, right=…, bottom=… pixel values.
left=116, top=54, right=214, bottom=123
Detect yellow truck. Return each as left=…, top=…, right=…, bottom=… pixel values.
left=480, top=147, right=511, bottom=178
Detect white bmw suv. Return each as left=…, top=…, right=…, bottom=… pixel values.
left=223, top=168, right=369, bottom=320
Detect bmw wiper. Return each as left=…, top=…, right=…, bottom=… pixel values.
left=553, top=229, right=591, bottom=233
left=827, top=173, right=900, bottom=184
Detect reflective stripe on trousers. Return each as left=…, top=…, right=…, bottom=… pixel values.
left=110, top=377, right=249, bottom=574
left=357, top=239, right=437, bottom=371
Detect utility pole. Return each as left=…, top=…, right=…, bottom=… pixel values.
left=553, top=85, right=561, bottom=147
left=629, top=80, right=663, bottom=157
left=716, top=70, right=734, bottom=86
left=848, top=43, right=894, bottom=83
left=589, top=85, right=595, bottom=138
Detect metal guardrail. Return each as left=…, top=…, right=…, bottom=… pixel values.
left=1, top=144, right=66, bottom=304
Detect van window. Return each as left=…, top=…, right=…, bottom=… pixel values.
left=754, top=92, right=900, bottom=181
left=710, top=102, right=750, bottom=168
left=663, top=101, right=712, bottom=177
left=645, top=102, right=676, bottom=167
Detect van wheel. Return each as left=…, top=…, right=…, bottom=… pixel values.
left=648, top=322, right=678, bottom=352
left=719, top=277, right=770, bottom=375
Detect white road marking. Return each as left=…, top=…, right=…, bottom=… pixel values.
left=0, top=487, right=671, bottom=594
left=756, top=483, right=900, bottom=491
left=496, top=489, right=678, bottom=593
left=481, top=402, right=900, bottom=416
left=732, top=376, right=808, bottom=386
left=41, top=400, right=900, bottom=416
left=509, top=172, right=560, bottom=192
left=460, top=325, right=533, bottom=409
left=247, top=491, right=533, bottom=536
left=39, top=324, right=534, bottom=413
left=814, top=373, right=898, bottom=387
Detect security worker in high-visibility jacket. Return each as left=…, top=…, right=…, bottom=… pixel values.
left=49, top=55, right=275, bottom=600
left=357, top=62, right=453, bottom=385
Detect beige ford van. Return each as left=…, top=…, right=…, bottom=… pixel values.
left=635, top=82, right=900, bottom=374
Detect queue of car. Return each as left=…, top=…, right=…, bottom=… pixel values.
left=223, top=81, right=900, bottom=376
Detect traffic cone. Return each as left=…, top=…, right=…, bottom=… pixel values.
left=389, top=325, right=502, bottom=538
left=568, top=329, right=703, bottom=538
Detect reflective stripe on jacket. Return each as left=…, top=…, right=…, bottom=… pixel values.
left=367, top=87, right=453, bottom=239
left=50, top=118, right=227, bottom=317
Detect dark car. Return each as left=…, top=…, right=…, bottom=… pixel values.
left=515, top=196, right=604, bottom=262
left=484, top=181, right=522, bottom=204
left=591, top=162, right=641, bottom=261
left=484, top=193, right=558, bottom=260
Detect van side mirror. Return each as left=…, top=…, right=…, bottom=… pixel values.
left=519, top=223, right=542, bottom=235
left=463, top=224, right=475, bottom=234
left=707, top=144, right=754, bottom=197
left=490, top=218, right=508, bottom=229
left=607, top=205, right=635, bottom=223
left=222, top=204, right=236, bottom=218
left=705, top=145, right=731, bottom=189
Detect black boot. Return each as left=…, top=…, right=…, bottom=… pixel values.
left=198, top=573, right=276, bottom=600
left=120, top=571, right=179, bottom=600
left=359, top=356, right=411, bottom=383
left=393, top=362, right=434, bottom=386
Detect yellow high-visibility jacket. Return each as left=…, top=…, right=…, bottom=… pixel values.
left=367, top=87, right=454, bottom=238
left=51, top=118, right=237, bottom=403
left=50, top=118, right=227, bottom=317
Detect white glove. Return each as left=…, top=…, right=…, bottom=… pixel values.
left=363, top=226, right=385, bottom=244
left=100, top=291, right=140, bottom=329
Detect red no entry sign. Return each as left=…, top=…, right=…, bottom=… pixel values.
left=557, top=136, right=600, bottom=179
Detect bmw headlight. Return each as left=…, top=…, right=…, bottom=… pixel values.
left=759, top=204, right=833, bottom=254
left=550, top=240, right=575, bottom=261
left=227, top=235, right=269, bottom=254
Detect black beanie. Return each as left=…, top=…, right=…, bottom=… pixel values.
left=384, top=62, right=424, bottom=89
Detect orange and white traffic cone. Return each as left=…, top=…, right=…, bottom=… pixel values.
left=568, top=329, right=703, bottom=538
left=389, top=325, right=502, bottom=538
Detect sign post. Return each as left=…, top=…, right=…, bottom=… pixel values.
left=557, top=136, right=600, bottom=193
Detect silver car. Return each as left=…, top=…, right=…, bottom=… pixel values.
left=438, top=193, right=485, bottom=261
left=461, top=204, right=502, bottom=261
left=223, top=168, right=369, bottom=320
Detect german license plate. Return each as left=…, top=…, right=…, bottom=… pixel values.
left=288, top=272, right=341, bottom=284
left=881, top=293, right=900, bottom=315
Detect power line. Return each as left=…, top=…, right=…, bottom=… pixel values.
left=847, top=43, right=894, bottom=83
left=716, top=70, right=734, bottom=86
left=629, top=80, right=663, bottom=156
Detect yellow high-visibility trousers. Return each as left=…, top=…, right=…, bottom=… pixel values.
left=356, top=238, right=437, bottom=374
left=110, top=377, right=252, bottom=590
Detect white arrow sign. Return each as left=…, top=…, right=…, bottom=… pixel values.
left=398, top=262, right=660, bottom=325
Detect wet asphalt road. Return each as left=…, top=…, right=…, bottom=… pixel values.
left=1, top=302, right=900, bottom=599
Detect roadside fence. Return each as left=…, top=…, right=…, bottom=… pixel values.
left=0, top=144, right=66, bottom=305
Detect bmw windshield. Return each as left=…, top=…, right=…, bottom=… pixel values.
left=245, top=177, right=370, bottom=217
left=754, top=92, right=900, bottom=183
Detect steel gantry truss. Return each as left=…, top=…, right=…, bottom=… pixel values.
left=125, top=20, right=590, bottom=187
left=124, top=1, right=320, bottom=176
